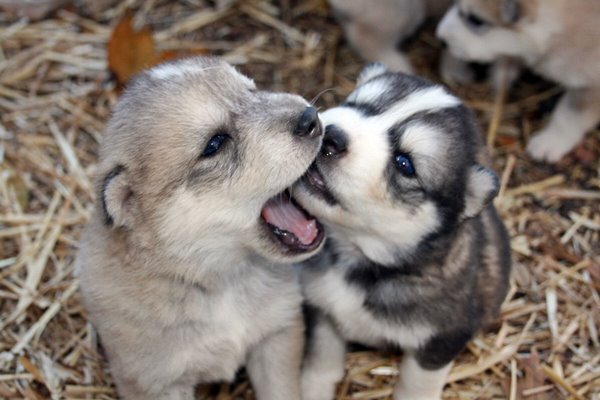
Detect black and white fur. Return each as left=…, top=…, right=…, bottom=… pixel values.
left=293, top=64, right=511, bottom=400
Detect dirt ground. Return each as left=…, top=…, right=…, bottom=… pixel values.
left=0, top=0, right=598, bottom=399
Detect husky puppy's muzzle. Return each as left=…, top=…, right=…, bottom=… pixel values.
left=299, top=124, right=346, bottom=207
left=260, top=106, right=326, bottom=254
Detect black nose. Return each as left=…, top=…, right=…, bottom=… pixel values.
left=321, top=125, right=348, bottom=157
left=294, top=107, right=322, bottom=138
left=439, top=39, right=448, bottom=49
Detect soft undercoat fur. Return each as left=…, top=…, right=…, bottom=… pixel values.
left=327, top=0, right=453, bottom=73
left=437, top=0, right=600, bottom=162
left=293, top=64, right=511, bottom=400
left=77, top=57, right=325, bottom=400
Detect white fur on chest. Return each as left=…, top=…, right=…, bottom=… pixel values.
left=93, top=264, right=302, bottom=391
left=303, top=268, right=432, bottom=350
left=174, top=271, right=302, bottom=372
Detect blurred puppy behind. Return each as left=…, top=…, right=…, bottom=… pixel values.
left=294, top=64, right=511, bottom=400
left=328, top=0, right=452, bottom=73
left=77, top=57, right=326, bottom=399
left=437, top=0, right=600, bottom=162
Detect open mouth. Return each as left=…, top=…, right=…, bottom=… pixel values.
left=301, top=162, right=338, bottom=205
left=261, top=193, right=324, bottom=253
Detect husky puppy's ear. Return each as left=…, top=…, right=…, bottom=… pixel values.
left=357, top=63, right=389, bottom=85
left=101, top=165, right=136, bottom=228
left=500, top=0, right=520, bottom=25
left=463, top=165, right=500, bottom=219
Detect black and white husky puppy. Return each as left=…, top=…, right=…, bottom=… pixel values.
left=294, top=64, right=511, bottom=400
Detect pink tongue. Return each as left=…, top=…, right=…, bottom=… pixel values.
left=262, top=196, right=318, bottom=246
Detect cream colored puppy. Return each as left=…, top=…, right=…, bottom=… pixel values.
left=328, top=0, right=452, bottom=73
left=437, top=0, right=600, bottom=162
left=77, top=57, right=326, bottom=399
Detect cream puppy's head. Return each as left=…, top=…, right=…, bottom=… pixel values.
left=97, top=57, right=325, bottom=266
left=436, top=0, right=550, bottom=64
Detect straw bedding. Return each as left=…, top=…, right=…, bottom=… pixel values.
left=0, top=1, right=598, bottom=398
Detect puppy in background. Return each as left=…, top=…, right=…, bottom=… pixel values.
left=328, top=0, right=452, bottom=73
left=437, top=0, right=600, bottom=162
left=293, top=64, right=511, bottom=400
left=77, top=57, right=325, bottom=399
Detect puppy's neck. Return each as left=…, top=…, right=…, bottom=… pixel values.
left=327, top=219, right=462, bottom=273
left=327, top=228, right=417, bottom=267
left=101, top=224, right=262, bottom=288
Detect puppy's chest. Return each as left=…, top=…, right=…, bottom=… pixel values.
left=304, top=268, right=433, bottom=350
left=156, top=275, right=302, bottom=380
left=191, top=278, right=299, bottom=329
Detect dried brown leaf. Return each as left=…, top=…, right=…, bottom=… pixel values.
left=107, top=12, right=208, bottom=86
left=18, top=356, right=45, bottom=384
left=497, top=134, right=519, bottom=147
left=572, top=143, right=597, bottom=166
left=518, top=349, right=550, bottom=400
left=588, top=260, right=600, bottom=282
left=107, top=11, right=156, bottom=86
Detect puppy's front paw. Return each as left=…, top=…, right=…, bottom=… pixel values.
left=301, top=368, right=343, bottom=400
left=393, top=386, right=442, bottom=400
left=526, top=126, right=577, bottom=162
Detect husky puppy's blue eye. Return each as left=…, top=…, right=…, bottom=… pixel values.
left=202, top=134, right=228, bottom=157
left=395, top=153, right=415, bottom=177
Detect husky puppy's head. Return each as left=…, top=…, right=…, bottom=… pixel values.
left=98, top=57, right=324, bottom=266
left=436, top=0, right=547, bottom=64
left=293, top=64, right=499, bottom=265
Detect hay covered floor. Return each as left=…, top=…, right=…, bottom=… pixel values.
left=0, top=1, right=599, bottom=398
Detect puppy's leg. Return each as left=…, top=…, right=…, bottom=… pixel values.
left=394, top=331, right=471, bottom=400
left=343, top=22, right=413, bottom=73
left=115, top=375, right=194, bottom=400
left=527, top=88, right=600, bottom=162
left=334, top=0, right=426, bottom=73
left=439, top=50, right=475, bottom=85
left=301, top=313, right=346, bottom=400
left=489, top=57, right=521, bottom=93
left=393, top=355, right=453, bottom=400
left=247, top=318, right=304, bottom=400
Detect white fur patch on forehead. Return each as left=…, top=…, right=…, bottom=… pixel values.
left=371, top=86, right=461, bottom=128
left=322, top=86, right=459, bottom=182
left=149, top=60, right=256, bottom=89
left=320, top=106, right=391, bottom=192
left=356, top=63, right=389, bottom=86
left=320, top=106, right=365, bottom=130
left=400, top=123, right=444, bottom=159
left=149, top=62, right=221, bottom=80
left=346, top=78, right=393, bottom=105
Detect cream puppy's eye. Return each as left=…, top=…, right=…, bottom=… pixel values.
left=201, top=134, right=229, bottom=157
left=460, top=10, right=490, bottom=31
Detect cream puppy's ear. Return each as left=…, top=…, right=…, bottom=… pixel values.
left=356, top=63, right=389, bottom=85
left=463, top=165, right=499, bottom=219
left=101, top=165, right=136, bottom=228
